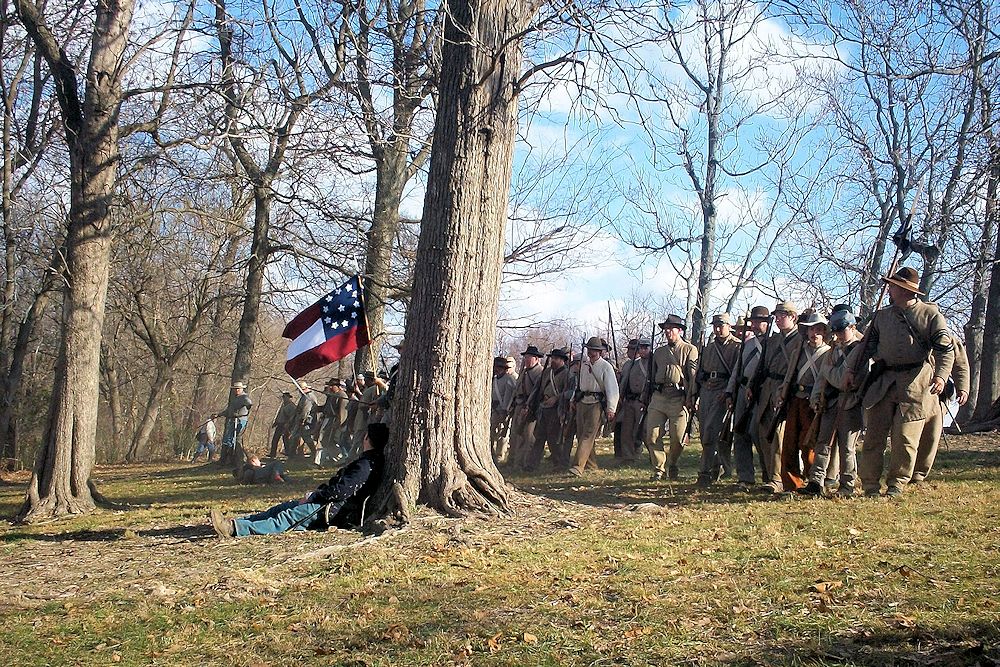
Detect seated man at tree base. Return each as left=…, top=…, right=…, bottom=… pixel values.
left=210, top=423, right=388, bottom=537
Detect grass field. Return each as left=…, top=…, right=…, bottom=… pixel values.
left=1, top=434, right=998, bottom=666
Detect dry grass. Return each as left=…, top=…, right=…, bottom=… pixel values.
left=1, top=433, right=998, bottom=666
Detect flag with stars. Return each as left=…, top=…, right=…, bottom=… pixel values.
left=282, top=275, right=370, bottom=378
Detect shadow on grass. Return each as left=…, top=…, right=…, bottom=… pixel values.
left=932, top=446, right=1000, bottom=481
left=504, top=457, right=768, bottom=509
left=0, top=523, right=217, bottom=544
left=723, top=619, right=1000, bottom=666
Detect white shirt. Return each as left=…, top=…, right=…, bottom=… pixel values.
left=578, top=356, right=620, bottom=412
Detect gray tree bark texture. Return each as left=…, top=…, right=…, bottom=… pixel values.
left=14, top=0, right=136, bottom=521
left=382, top=0, right=538, bottom=519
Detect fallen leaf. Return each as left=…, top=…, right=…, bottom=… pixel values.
left=810, top=581, right=842, bottom=593
left=522, top=632, right=538, bottom=644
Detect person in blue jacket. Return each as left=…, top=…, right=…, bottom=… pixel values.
left=209, top=423, right=388, bottom=537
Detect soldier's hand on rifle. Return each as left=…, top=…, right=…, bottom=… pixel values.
left=726, top=394, right=734, bottom=410
left=843, top=369, right=856, bottom=391
left=929, top=376, right=945, bottom=395
left=607, top=409, right=616, bottom=421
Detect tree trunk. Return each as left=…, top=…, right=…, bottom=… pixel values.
left=100, top=345, right=126, bottom=459
left=124, top=364, right=172, bottom=463
left=0, top=289, right=51, bottom=463
left=229, top=185, right=270, bottom=385
left=975, top=143, right=1000, bottom=422
left=357, top=145, right=408, bottom=374
left=382, top=0, right=534, bottom=519
left=15, top=0, right=135, bottom=522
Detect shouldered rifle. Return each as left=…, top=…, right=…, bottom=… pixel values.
left=764, top=334, right=806, bottom=441
left=680, top=407, right=696, bottom=447
left=526, top=354, right=550, bottom=420
left=635, top=319, right=657, bottom=440
left=734, top=316, right=773, bottom=433
left=718, top=310, right=750, bottom=449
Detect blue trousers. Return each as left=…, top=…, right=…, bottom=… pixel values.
left=221, top=417, right=248, bottom=451
left=233, top=500, right=324, bottom=536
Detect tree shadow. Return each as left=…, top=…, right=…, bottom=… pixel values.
left=0, top=523, right=217, bottom=543
left=717, top=619, right=1000, bottom=666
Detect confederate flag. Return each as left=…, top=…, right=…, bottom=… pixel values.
left=282, top=275, right=370, bottom=378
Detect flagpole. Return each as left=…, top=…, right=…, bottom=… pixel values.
left=356, top=274, right=378, bottom=373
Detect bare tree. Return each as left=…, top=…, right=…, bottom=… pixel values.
left=382, top=0, right=545, bottom=520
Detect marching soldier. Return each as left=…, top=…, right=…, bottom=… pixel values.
left=526, top=348, right=571, bottom=470
left=694, top=314, right=741, bottom=487
left=617, top=338, right=650, bottom=463
left=318, top=379, right=349, bottom=465
left=846, top=267, right=955, bottom=498
left=755, top=301, right=800, bottom=494
left=569, top=337, right=619, bottom=476
left=490, top=356, right=517, bottom=463
left=268, top=391, right=297, bottom=459
left=800, top=308, right=863, bottom=497
left=726, top=306, right=771, bottom=489
left=912, top=330, right=970, bottom=484
left=510, top=345, right=544, bottom=467
left=645, top=314, right=698, bottom=481
left=559, top=356, right=580, bottom=464
left=777, top=311, right=830, bottom=491
left=288, top=381, right=318, bottom=458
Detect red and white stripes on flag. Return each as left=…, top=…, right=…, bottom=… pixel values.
left=282, top=275, right=370, bottom=378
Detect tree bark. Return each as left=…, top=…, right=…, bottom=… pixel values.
left=381, top=0, right=535, bottom=519
left=975, top=142, right=1000, bottom=422
left=15, top=0, right=135, bottom=521
left=124, top=364, right=172, bottom=463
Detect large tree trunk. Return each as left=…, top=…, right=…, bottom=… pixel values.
left=357, top=146, right=408, bottom=374
left=15, top=0, right=135, bottom=522
left=382, top=0, right=535, bottom=519
left=230, top=185, right=270, bottom=385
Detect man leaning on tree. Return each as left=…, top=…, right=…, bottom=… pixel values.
left=846, top=266, right=954, bottom=499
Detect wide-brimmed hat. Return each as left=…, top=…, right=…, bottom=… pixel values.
left=798, top=312, right=828, bottom=328
left=636, top=338, right=651, bottom=347
left=584, top=336, right=607, bottom=351
left=882, top=266, right=925, bottom=295
left=626, top=338, right=639, bottom=349
left=493, top=355, right=507, bottom=367
left=658, top=314, right=686, bottom=330
left=711, top=313, right=731, bottom=326
left=521, top=345, right=544, bottom=358
left=325, top=377, right=342, bottom=387
left=547, top=347, right=570, bottom=361
left=231, top=381, right=246, bottom=390
left=749, top=306, right=771, bottom=321
left=829, top=310, right=857, bottom=332
left=773, top=300, right=798, bottom=316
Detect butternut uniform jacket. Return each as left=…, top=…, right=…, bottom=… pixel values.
left=762, top=329, right=800, bottom=405
left=491, top=373, right=517, bottom=414
left=539, top=365, right=569, bottom=409
left=812, top=337, right=866, bottom=411
left=514, top=364, right=543, bottom=406
left=695, top=335, right=740, bottom=394
left=650, top=340, right=698, bottom=403
left=847, top=300, right=954, bottom=420
left=780, top=339, right=830, bottom=400
left=618, top=357, right=649, bottom=401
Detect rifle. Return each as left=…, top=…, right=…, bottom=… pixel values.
left=635, top=319, right=657, bottom=441
left=526, top=353, right=551, bottom=420
left=718, top=310, right=750, bottom=451
left=734, top=316, right=774, bottom=433
left=608, top=301, right=620, bottom=368
left=680, top=407, right=696, bottom=447
left=764, top=333, right=807, bottom=441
